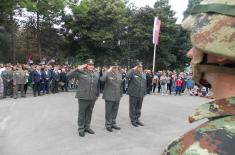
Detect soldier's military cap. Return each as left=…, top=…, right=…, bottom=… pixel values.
left=85, top=59, right=95, bottom=65
left=136, top=61, right=143, bottom=67
left=182, top=0, right=235, bottom=60
left=181, top=0, right=235, bottom=87
left=111, top=61, right=119, bottom=67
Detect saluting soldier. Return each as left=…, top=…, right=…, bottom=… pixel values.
left=100, top=62, right=123, bottom=132
left=13, top=65, right=27, bottom=99
left=126, top=61, right=147, bottom=127
left=67, top=59, right=100, bottom=137
left=1, top=64, right=14, bottom=98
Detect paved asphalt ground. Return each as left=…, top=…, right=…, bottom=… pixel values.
left=0, top=91, right=210, bottom=155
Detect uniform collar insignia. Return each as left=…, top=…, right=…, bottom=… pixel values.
left=189, top=97, right=235, bottom=123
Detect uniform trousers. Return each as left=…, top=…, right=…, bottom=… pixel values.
left=78, top=99, right=96, bottom=132
left=105, top=100, right=120, bottom=127
left=129, top=96, right=143, bottom=123
left=14, top=84, right=25, bottom=97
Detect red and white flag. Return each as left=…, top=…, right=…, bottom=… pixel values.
left=153, top=16, right=161, bottom=45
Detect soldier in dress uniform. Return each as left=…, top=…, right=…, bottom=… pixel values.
left=162, top=0, right=235, bottom=154
left=1, top=64, right=13, bottom=98
left=100, top=62, right=123, bottom=132
left=126, top=61, right=147, bottom=127
left=67, top=59, right=100, bottom=137
left=13, top=65, right=27, bottom=99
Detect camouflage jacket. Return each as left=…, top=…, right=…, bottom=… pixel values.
left=163, top=97, right=235, bottom=155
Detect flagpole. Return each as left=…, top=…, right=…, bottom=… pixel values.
left=152, top=43, right=157, bottom=72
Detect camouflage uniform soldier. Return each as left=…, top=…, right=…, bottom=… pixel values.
left=162, top=0, right=235, bottom=154
left=126, top=61, right=147, bottom=127
left=1, top=65, right=13, bottom=98
left=100, top=62, right=123, bottom=132
left=67, top=59, right=100, bottom=137
left=13, top=65, right=27, bottom=99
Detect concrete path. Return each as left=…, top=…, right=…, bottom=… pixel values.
left=0, top=92, right=210, bottom=155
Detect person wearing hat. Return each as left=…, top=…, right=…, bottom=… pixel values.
left=162, top=0, right=235, bottom=154
left=67, top=59, right=100, bottom=137
left=1, top=64, right=13, bottom=98
left=100, top=62, right=123, bottom=132
left=126, top=61, right=147, bottom=127
left=13, top=65, right=27, bottom=99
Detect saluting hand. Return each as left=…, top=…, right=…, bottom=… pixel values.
left=108, top=66, right=113, bottom=73
left=78, top=64, right=87, bottom=70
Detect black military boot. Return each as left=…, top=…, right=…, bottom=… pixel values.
left=131, top=122, right=138, bottom=127
left=136, top=120, right=144, bottom=126
left=85, top=128, right=95, bottom=134
left=79, top=131, right=85, bottom=137
left=106, top=127, right=113, bottom=132
left=112, top=124, right=121, bottom=130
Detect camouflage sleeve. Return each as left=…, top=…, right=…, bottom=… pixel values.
left=162, top=115, right=235, bottom=155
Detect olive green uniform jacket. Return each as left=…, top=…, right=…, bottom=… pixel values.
left=100, top=71, right=123, bottom=102
left=67, top=69, right=99, bottom=100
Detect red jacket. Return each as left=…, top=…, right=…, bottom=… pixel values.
left=176, top=79, right=182, bottom=87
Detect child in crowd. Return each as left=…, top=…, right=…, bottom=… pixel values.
left=175, top=76, right=182, bottom=96
left=190, top=85, right=200, bottom=96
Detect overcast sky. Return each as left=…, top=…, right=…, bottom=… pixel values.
left=129, top=0, right=188, bottom=23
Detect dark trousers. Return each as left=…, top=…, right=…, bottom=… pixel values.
left=14, top=84, right=25, bottom=98
left=105, top=100, right=120, bottom=127
left=33, top=82, right=41, bottom=96
left=3, top=81, right=13, bottom=97
left=43, top=80, right=50, bottom=94
left=152, top=83, right=157, bottom=93
left=51, top=80, right=59, bottom=93
left=147, top=84, right=152, bottom=94
left=167, top=83, right=172, bottom=95
left=158, top=85, right=161, bottom=93
left=78, top=99, right=96, bottom=132
left=61, top=82, right=68, bottom=92
left=129, top=96, right=144, bottom=123
left=123, top=81, right=126, bottom=94
left=24, top=83, right=28, bottom=95
left=100, top=81, right=105, bottom=93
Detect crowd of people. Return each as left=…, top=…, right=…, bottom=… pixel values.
left=0, top=63, right=71, bottom=99
left=144, top=70, right=212, bottom=98
left=0, top=63, right=211, bottom=100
